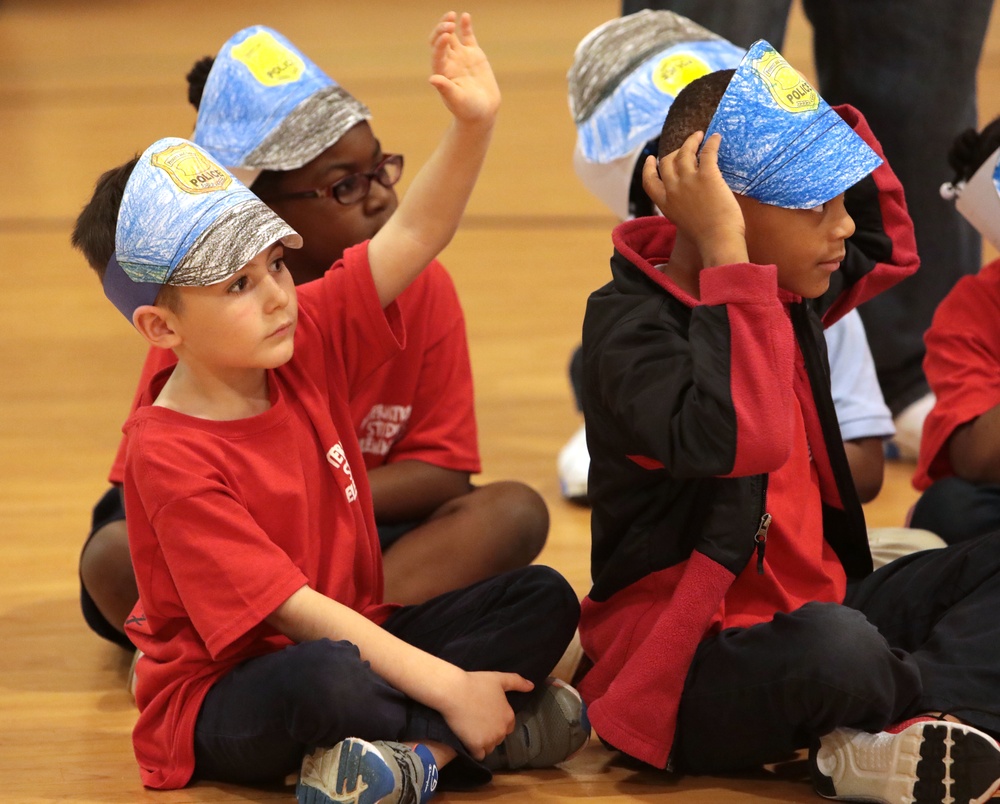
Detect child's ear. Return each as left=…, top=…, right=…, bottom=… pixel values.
left=132, top=305, right=180, bottom=350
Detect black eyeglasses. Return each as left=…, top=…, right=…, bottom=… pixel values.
left=266, top=154, right=404, bottom=205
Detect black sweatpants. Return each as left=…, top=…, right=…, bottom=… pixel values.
left=671, top=532, right=1000, bottom=773
left=191, top=565, right=580, bottom=788
left=910, top=476, right=1000, bottom=546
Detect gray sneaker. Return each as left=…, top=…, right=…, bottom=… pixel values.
left=484, top=677, right=590, bottom=770
left=297, top=737, right=438, bottom=804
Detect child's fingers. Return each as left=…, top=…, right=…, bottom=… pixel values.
left=673, top=130, right=705, bottom=175
left=499, top=673, right=534, bottom=693
left=642, top=154, right=669, bottom=208
left=456, top=12, right=477, bottom=47
left=698, top=132, right=723, bottom=168
left=428, top=73, right=453, bottom=99
left=430, top=10, right=457, bottom=44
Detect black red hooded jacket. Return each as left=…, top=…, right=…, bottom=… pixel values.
left=577, top=106, right=919, bottom=769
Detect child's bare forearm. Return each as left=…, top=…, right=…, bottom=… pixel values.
left=370, top=116, right=494, bottom=306
left=267, top=585, right=463, bottom=711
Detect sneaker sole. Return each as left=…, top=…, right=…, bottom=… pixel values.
left=297, top=737, right=396, bottom=804
left=812, top=722, right=1000, bottom=804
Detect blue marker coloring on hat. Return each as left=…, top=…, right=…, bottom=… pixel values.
left=193, top=26, right=370, bottom=173
left=104, top=137, right=301, bottom=323
left=705, top=40, right=882, bottom=209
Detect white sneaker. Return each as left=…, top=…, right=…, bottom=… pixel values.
left=810, top=718, right=1000, bottom=804
left=557, top=425, right=590, bottom=503
left=888, top=392, right=935, bottom=462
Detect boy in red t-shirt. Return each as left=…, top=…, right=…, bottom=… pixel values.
left=71, top=15, right=585, bottom=802
left=79, top=22, right=549, bottom=652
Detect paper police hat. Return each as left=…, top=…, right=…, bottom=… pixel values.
left=950, top=146, right=1000, bottom=252
left=192, top=26, right=371, bottom=185
left=568, top=9, right=744, bottom=219
left=705, top=40, right=881, bottom=209
left=104, top=137, right=302, bottom=322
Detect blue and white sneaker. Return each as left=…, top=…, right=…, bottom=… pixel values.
left=484, top=677, right=590, bottom=770
left=297, top=737, right=438, bottom=804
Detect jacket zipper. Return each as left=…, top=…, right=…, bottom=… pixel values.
left=753, top=473, right=771, bottom=575
left=754, top=513, right=772, bottom=575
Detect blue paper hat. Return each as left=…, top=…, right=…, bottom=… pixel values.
left=104, top=137, right=302, bottom=322
left=192, top=26, right=370, bottom=177
left=705, top=40, right=882, bottom=209
left=568, top=10, right=744, bottom=218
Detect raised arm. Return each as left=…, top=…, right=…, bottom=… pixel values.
left=368, top=12, right=500, bottom=307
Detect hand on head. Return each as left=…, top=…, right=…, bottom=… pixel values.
left=428, top=12, right=501, bottom=126
left=644, top=131, right=748, bottom=268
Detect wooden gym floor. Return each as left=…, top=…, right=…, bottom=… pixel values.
left=3, top=1, right=1000, bottom=801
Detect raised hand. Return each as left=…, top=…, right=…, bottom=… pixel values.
left=643, top=131, right=748, bottom=268
left=428, top=12, right=501, bottom=126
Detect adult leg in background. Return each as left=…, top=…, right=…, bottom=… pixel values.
left=804, top=0, right=994, bottom=414
left=619, top=0, right=792, bottom=49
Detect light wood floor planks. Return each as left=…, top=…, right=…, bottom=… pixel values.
left=2, top=1, right=1000, bottom=801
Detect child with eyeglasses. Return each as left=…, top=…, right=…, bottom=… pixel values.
left=78, top=18, right=551, bottom=657
left=71, top=14, right=585, bottom=803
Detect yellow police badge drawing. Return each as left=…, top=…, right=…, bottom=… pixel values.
left=231, top=30, right=305, bottom=87
left=753, top=48, right=818, bottom=113
left=652, top=52, right=711, bottom=97
left=151, top=143, right=231, bottom=195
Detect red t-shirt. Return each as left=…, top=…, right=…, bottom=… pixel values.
left=107, top=260, right=479, bottom=484
left=124, top=243, right=403, bottom=789
left=710, top=387, right=846, bottom=632
left=914, top=258, right=1000, bottom=489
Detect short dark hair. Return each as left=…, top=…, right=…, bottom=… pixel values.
left=657, top=69, right=734, bottom=159
left=947, top=115, right=1000, bottom=184
left=186, top=55, right=214, bottom=110
left=71, top=156, right=184, bottom=315
left=70, top=156, right=139, bottom=280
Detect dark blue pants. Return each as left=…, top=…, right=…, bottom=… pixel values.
left=620, top=0, right=994, bottom=413
left=910, top=476, right=1000, bottom=545
left=671, top=533, right=1000, bottom=773
left=191, top=565, right=580, bottom=788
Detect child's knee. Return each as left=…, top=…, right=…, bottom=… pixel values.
left=480, top=480, right=549, bottom=557
left=80, top=520, right=137, bottom=610
left=510, top=565, right=581, bottom=635
left=788, top=603, right=911, bottom=695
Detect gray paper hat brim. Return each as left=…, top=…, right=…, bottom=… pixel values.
left=171, top=199, right=302, bottom=287
left=568, top=9, right=729, bottom=124
left=242, top=85, right=371, bottom=172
